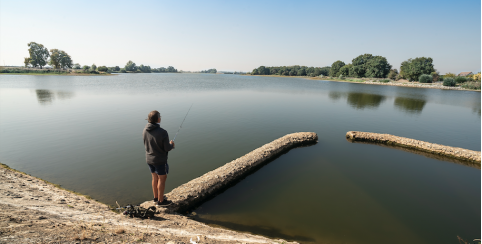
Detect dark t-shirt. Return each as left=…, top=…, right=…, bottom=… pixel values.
left=143, top=123, right=173, bottom=165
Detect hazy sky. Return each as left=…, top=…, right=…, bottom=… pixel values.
left=1, top=0, right=480, bottom=73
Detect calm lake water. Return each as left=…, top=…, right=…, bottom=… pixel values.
left=0, top=73, right=480, bottom=243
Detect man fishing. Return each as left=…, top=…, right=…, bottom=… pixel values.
left=143, top=110, right=175, bottom=206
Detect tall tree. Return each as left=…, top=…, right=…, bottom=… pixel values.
left=365, top=56, right=391, bottom=78
left=329, top=61, right=345, bottom=77
left=125, top=60, right=136, bottom=71
left=49, top=49, right=73, bottom=69
left=350, top=54, right=373, bottom=77
left=400, top=57, right=435, bottom=81
left=28, top=42, right=49, bottom=68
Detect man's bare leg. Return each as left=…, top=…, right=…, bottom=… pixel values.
left=158, top=174, right=167, bottom=201
left=151, top=173, right=159, bottom=200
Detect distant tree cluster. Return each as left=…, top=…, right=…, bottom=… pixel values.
left=122, top=60, right=177, bottom=73
left=25, top=42, right=72, bottom=69
left=251, top=65, right=331, bottom=77
left=200, top=69, right=217, bottom=73
left=250, top=54, right=442, bottom=82
left=329, top=54, right=392, bottom=78
left=399, top=57, right=435, bottom=81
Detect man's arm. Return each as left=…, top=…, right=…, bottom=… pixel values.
left=164, top=131, right=174, bottom=151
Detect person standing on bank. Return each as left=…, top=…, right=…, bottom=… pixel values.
left=143, top=110, right=175, bottom=206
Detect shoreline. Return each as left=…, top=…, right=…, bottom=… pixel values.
left=0, top=162, right=299, bottom=243
left=247, top=74, right=480, bottom=92
left=0, top=133, right=319, bottom=244
left=0, top=72, right=114, bottom=76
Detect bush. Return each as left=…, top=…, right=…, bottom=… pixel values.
left=443, top=78, right=456, bottom=87
left=419, top=74, right=433, bottom=83
left=120, top=68, right=126, bottom=73
left=379, top=79, right=390, bottom=83
left=455, top=76, right=467, bottom=83
left=460, top=81, right=481, bottom=90
left=97, top=66, right=108, bottom=72
left=338, top=75, right=345, bottom=80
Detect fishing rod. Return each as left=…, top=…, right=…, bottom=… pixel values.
left=172, top=104, right=193, bottom=142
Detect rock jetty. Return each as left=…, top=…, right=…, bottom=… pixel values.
left=142, top=132, right=318, bottom=213
left=346, top=131, right=481, bottom=164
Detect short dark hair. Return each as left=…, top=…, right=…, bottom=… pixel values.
left=148, top=110, right=160, bottom=123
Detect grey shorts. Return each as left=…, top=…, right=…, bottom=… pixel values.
left=148, top=163, right=169, bottom=175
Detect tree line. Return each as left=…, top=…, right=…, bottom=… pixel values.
left=21, top=42, right=177, bottom=74
left=251, top=65, right=331, bottom=77
left=200, top=69, right=217, bottom=73
left=250, top=54, right=460, bottom=82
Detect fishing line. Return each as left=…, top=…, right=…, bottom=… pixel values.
left=173, top=103, right=193, bottom=142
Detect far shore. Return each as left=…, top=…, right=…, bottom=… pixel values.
left=0, top=72, right=115, bottom=76
left=246, top=74, right=481, bottom=92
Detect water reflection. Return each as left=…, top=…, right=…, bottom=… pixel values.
left=346, top=92, right=386, bottom=110
left=328, top=91, right=343, bottom=101
left=328, top=91, right=386, bottom=110
left=35, top=89, right=74, bottom=105
left=394, top=97, right=426, bottom=114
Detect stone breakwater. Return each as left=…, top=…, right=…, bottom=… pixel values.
left=142, top=132, right=318, bottom=213
left=346, top=131, right=481, bottom=163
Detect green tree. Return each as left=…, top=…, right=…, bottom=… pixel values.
left=319, top=66, right=331, bottom=76
left=257, top=66, right=269, bottom=75
left=350, top=54, right=373, bottom=77
left=365, top=56, right=391, bottom=78
left=82, top=65, right=89, bottom=71
left=297, top=68, right=306, bottom=76
left=24, top=57, right=31, bottom=67
left=28, top=42, right=50, bottom=68
left=125, top=60, right=136, bottom=72
left=49, top=49, right=73, bottom=69
left=120, top=68, right=127, bottom=73
left=339, top=64, right=352, bottom=76
left=73, top=63, right=81, bottom=69
left=98, top=66, right=108, bottom=72
left=114, top=66, right=120, bottom=71
left=91, top=64, right=97, bottom=71
left=166, top=66, right=177, bottom=72
left=329, top=61, right=345, bottom=77
left=399, top=57, right=435, bottom=81
left=350, top=54, right=391, bottom=78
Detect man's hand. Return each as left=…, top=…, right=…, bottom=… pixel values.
left=170, top=140, right=175, bottom=149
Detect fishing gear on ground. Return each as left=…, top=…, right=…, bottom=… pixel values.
left=115, top=203, right=156, bottom=219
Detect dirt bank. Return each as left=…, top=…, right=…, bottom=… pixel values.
left=0, top=167, right=300, bottom=244
left=346, top=131, right=481, bottom=164
left=141, top=132, right=318, bottom=213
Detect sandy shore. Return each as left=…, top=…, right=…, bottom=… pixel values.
left=0, top=164, right=298, bottom=244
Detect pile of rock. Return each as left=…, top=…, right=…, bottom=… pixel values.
left=346, top=131, right=481, bottom=163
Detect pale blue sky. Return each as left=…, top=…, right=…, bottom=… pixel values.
left=1, top=0, right=480, bottom=73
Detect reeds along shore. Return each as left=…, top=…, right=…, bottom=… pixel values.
left=346, top=131, right=481, bottom=164
left=141, top=132, right=318, bottom=213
